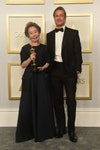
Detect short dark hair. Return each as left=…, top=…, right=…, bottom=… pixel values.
left=25, top=22, right=41, bottom=37
left=53, top=6, right=66, bottom=17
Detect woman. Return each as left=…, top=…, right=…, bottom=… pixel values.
left=16, top=22, right=55, bottom=142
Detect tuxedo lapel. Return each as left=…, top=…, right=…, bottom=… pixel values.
left=62, top=27, right=70, bottom=50
left=51, top=30, right=55, bottom=52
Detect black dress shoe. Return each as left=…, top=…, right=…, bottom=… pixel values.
left=55, top=129, right=63, bottom=138
left=63, top=127, right=67, bottom=134
left=55, top=126, right=67, bottom=138
left=55, top=132, right=63, bottom=138
left=68, top=132, right=77, bottom=142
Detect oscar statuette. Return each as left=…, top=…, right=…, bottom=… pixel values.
left=30, top=47, right=37, bottom=71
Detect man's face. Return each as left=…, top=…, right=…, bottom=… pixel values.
left=54, top=10, right=66, bottom=28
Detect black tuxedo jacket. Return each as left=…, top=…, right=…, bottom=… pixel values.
left=46, top=26, right=83, bottom=76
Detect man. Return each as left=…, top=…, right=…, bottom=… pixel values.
left=46, top=7, right=82, bottom=142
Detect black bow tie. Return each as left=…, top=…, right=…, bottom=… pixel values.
left=55, top=28, right=63, bottom=32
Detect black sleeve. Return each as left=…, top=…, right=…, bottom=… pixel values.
left=20, top=46, right=28, bottom=64
left=44, top=45, right=50, bottom=64
left=74, top=30, right=83, bottom=73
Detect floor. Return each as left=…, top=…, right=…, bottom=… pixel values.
left=0, top=127, right=100, bottom=150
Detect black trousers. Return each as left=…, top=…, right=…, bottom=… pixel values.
left=50, top=62, right=77, bottom=133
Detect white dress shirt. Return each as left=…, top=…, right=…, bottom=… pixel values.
left=54, top=26, right=65, bottom=62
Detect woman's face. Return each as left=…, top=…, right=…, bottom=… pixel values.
left=28, top=26, right=40, bottom=42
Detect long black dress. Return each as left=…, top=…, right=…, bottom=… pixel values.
left=16, top=44, right=55, bottom=142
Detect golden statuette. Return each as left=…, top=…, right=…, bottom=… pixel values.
left=30, top=47, right=37, bottom=71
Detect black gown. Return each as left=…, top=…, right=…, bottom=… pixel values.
left=16, top=44, right=55, bottom=142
